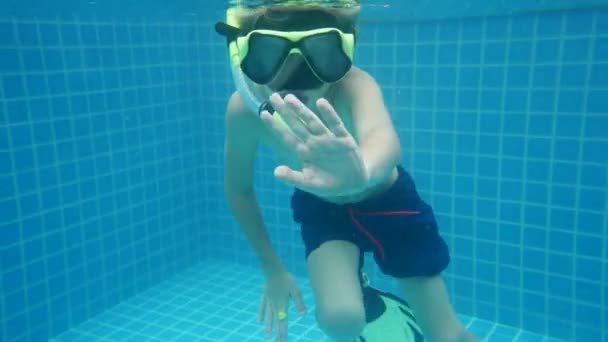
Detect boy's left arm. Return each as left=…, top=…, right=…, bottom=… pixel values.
left=347, top=71, right=402, bottom=190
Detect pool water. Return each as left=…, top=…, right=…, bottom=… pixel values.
left=1, top=1, right=607, bottom=341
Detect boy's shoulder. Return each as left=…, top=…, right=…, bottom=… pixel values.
left=225, top=90, right=256, bottom=117
left=224, top=91, right=264, bottom=136
left=334, top=66, right=381, bottom=100
left=344, top=66, right=376, bottom=82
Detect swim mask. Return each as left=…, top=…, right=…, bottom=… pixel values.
left=229, top=27, right=354, bottom=85
left=215, top=2, right=357, bottom=88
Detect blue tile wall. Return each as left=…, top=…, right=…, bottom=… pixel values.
left=0, top=17, right=212, bottom=342
left=2, top=2, right=608, bottom=342
left=206, top=7, right=608, bottom=342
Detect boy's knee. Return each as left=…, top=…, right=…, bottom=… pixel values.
left=316, top=301, right=366, bottom=342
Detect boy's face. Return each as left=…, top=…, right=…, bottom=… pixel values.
left=241, top=6, right=358, bottom=101
left=249, top=46, right=331, bottom=105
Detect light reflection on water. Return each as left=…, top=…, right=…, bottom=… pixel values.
left=226, top=0, right=380, bottom=8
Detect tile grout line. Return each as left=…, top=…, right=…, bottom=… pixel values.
left=9, top=17, right=44, bottom=342
left=495, top=14, right=511, bottom=329
left=517, top=11, right=538, bottom=335
left=0, top=26, right=14, bottom=342
left=575, top=9, right=601, bottom=342
left=470, top=15, right=487, bottom=321
left=542, top=10, right=566, bottom=338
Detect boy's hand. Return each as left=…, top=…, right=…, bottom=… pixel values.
left=258, top=271, right=307, bottom=342
left=260, top=93, right=369, bottom=197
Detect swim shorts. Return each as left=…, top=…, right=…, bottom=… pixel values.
left=290, top=165, right=450, bottom=278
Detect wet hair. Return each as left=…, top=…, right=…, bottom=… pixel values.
left=235, top=6, right=359, bottom=34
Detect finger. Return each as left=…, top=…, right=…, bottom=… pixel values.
left=284, top=94, right=330, bottom=136
left=276, top=313, right=287, bottom=342
left=291, top=286, right=307, bottom=315
left=316, top=98, right=350, bottom=137
left=265, top=303, right=273, bottom=336
left=260, top=110, right=303, bottom=153
left=270, top=93, right=314, bottom=141
left=273, top=301, right=289, bottom=342
left=274, top=166, right=315, bottom=190
left=257, top=295, right=266, bottom=324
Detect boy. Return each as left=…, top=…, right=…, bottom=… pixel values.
left=217, top=1, right=478, bottom=341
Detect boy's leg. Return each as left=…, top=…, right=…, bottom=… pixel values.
left=396, top=274, right=478, bottom=342
left=307, top=240, right=366, bottom=342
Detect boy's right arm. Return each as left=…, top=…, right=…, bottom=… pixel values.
left=223, top=92, right=287, bottom=277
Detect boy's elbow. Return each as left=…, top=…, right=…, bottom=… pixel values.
left=391, top=133, right=401, bottom=161
left=363, top=126, right=400, bottom=157
left=224, top=177, right=254, bottom=197
left=378, top=129, right=401, bottom=168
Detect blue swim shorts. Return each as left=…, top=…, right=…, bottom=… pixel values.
left=290, top=165, right=450, bottom=278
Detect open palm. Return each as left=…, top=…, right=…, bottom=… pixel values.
left=260, top=93, right=369, bottom=197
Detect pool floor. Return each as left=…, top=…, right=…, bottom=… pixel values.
left=52, top=260, right=563, bottom=341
